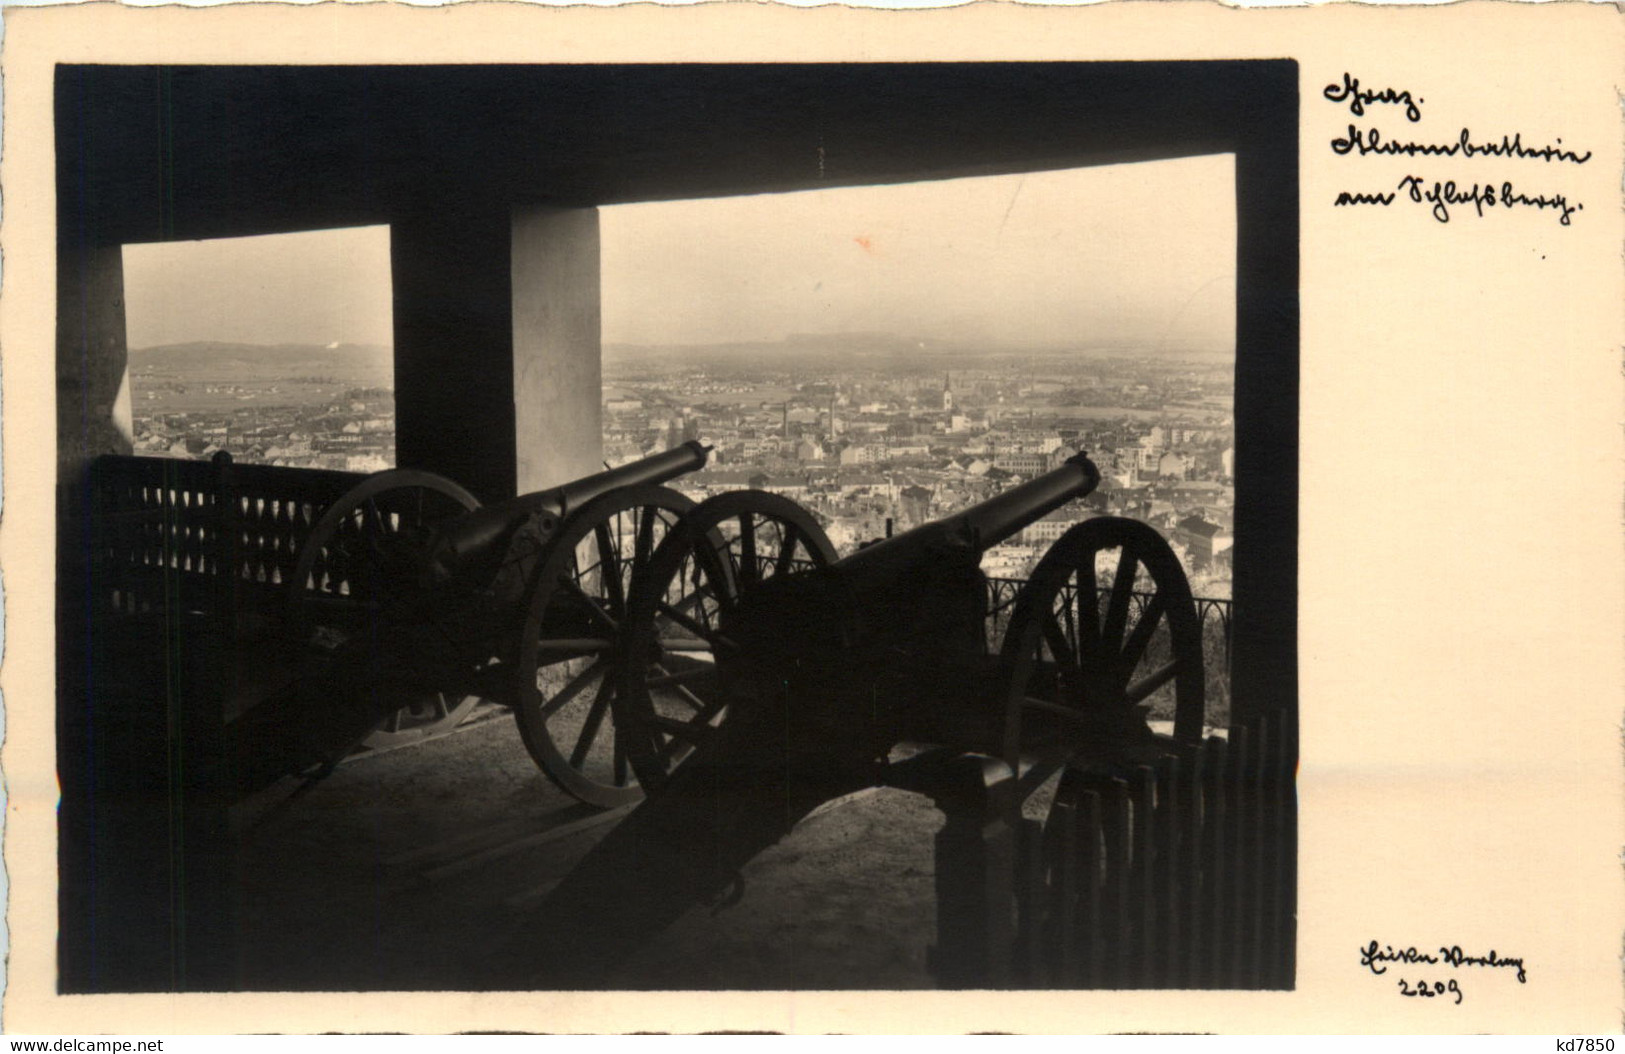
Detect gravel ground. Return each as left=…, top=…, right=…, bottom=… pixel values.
left=230, top=712, right=944, bottom=991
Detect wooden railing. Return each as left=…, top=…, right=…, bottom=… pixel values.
left=927, top=708, right=1296, bottom=990
left=88, top=453, right=364, bottom=623
left=1020, top=709, right=1295, bottom=988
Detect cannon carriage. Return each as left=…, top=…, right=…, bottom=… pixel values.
left=611, top=449, right=1208, bottom=796
left=203, top=442, right=713, bottom=801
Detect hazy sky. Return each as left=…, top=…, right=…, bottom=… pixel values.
left=122, top=153, right=1234, bottom=353
left=124, top=225, right=396, bottom=349
left=603, top=154, right=1235, bottom=351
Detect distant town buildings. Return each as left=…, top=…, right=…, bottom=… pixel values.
left=131, top=338, right=1236, bottom=599
left=131, top=380, right=395, bottom=474
left=600, top=343, right=1235, bottom=595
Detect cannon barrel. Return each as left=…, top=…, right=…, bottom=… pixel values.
left=838, top=449, right=1100, bottom=575
left=516, top=439, right=712, bottom=522
left=421, top=441, right=710, bottom=586
left=725, top=451, right=1099, bottom=658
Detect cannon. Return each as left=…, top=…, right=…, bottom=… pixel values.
left=613, top=450, right=1204, bottom=790
left=224, top=441, right=711, bottom=804
left=512, top=450, right=1211, bottom=985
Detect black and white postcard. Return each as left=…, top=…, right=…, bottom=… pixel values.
left=1, top=0, right=1620, bottom=1035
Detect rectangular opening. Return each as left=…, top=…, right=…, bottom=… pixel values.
left=602, top=155, right=1239, bottom=727
left=121, top=225, right=395, bottom=471
left=602, top=156, right=1236, bottom=594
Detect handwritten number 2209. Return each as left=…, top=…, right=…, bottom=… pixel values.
left=1398, top=978, right=1463, bottom=1004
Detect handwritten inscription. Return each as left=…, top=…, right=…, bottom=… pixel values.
left=1327, top=72, right=1591, bottom=226
left=1332, top=126, right=1591, bottom=165
left=1359, top=940, right=1527, bottom=1003
left=1335, top=177, right=1582, bottom=226
left=1323, top=71, right=1425, bottom=123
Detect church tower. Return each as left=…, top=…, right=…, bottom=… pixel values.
left=941, top=372, right=954, bottom=413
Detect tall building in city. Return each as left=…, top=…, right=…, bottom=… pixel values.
left=941, top=372, right=954, bottom=413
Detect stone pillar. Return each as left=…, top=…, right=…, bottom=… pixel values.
left=391, top=208, right=519, bottom=502
left=391, top=204, right=602, bottom=502
left=511, top=205, right=603, bottom=493
left=57, top=241, right=133, bottom=483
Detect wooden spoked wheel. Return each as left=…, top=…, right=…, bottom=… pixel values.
left=998, top=516, right=1205, bottom=770
left=616, top=491, right=838, bottom=794
left=288, top=469, right=484, bottom=748
left=512, top=485, right=696, bottom=807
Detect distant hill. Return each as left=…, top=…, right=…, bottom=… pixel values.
left=605, top=334, right=919, bottom=371
left=130, top=341, right=393, bottom=377
left=604, top=334, right=1232, bottom=368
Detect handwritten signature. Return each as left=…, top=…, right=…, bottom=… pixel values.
left=1359, top=940, right=1528, bottom=984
